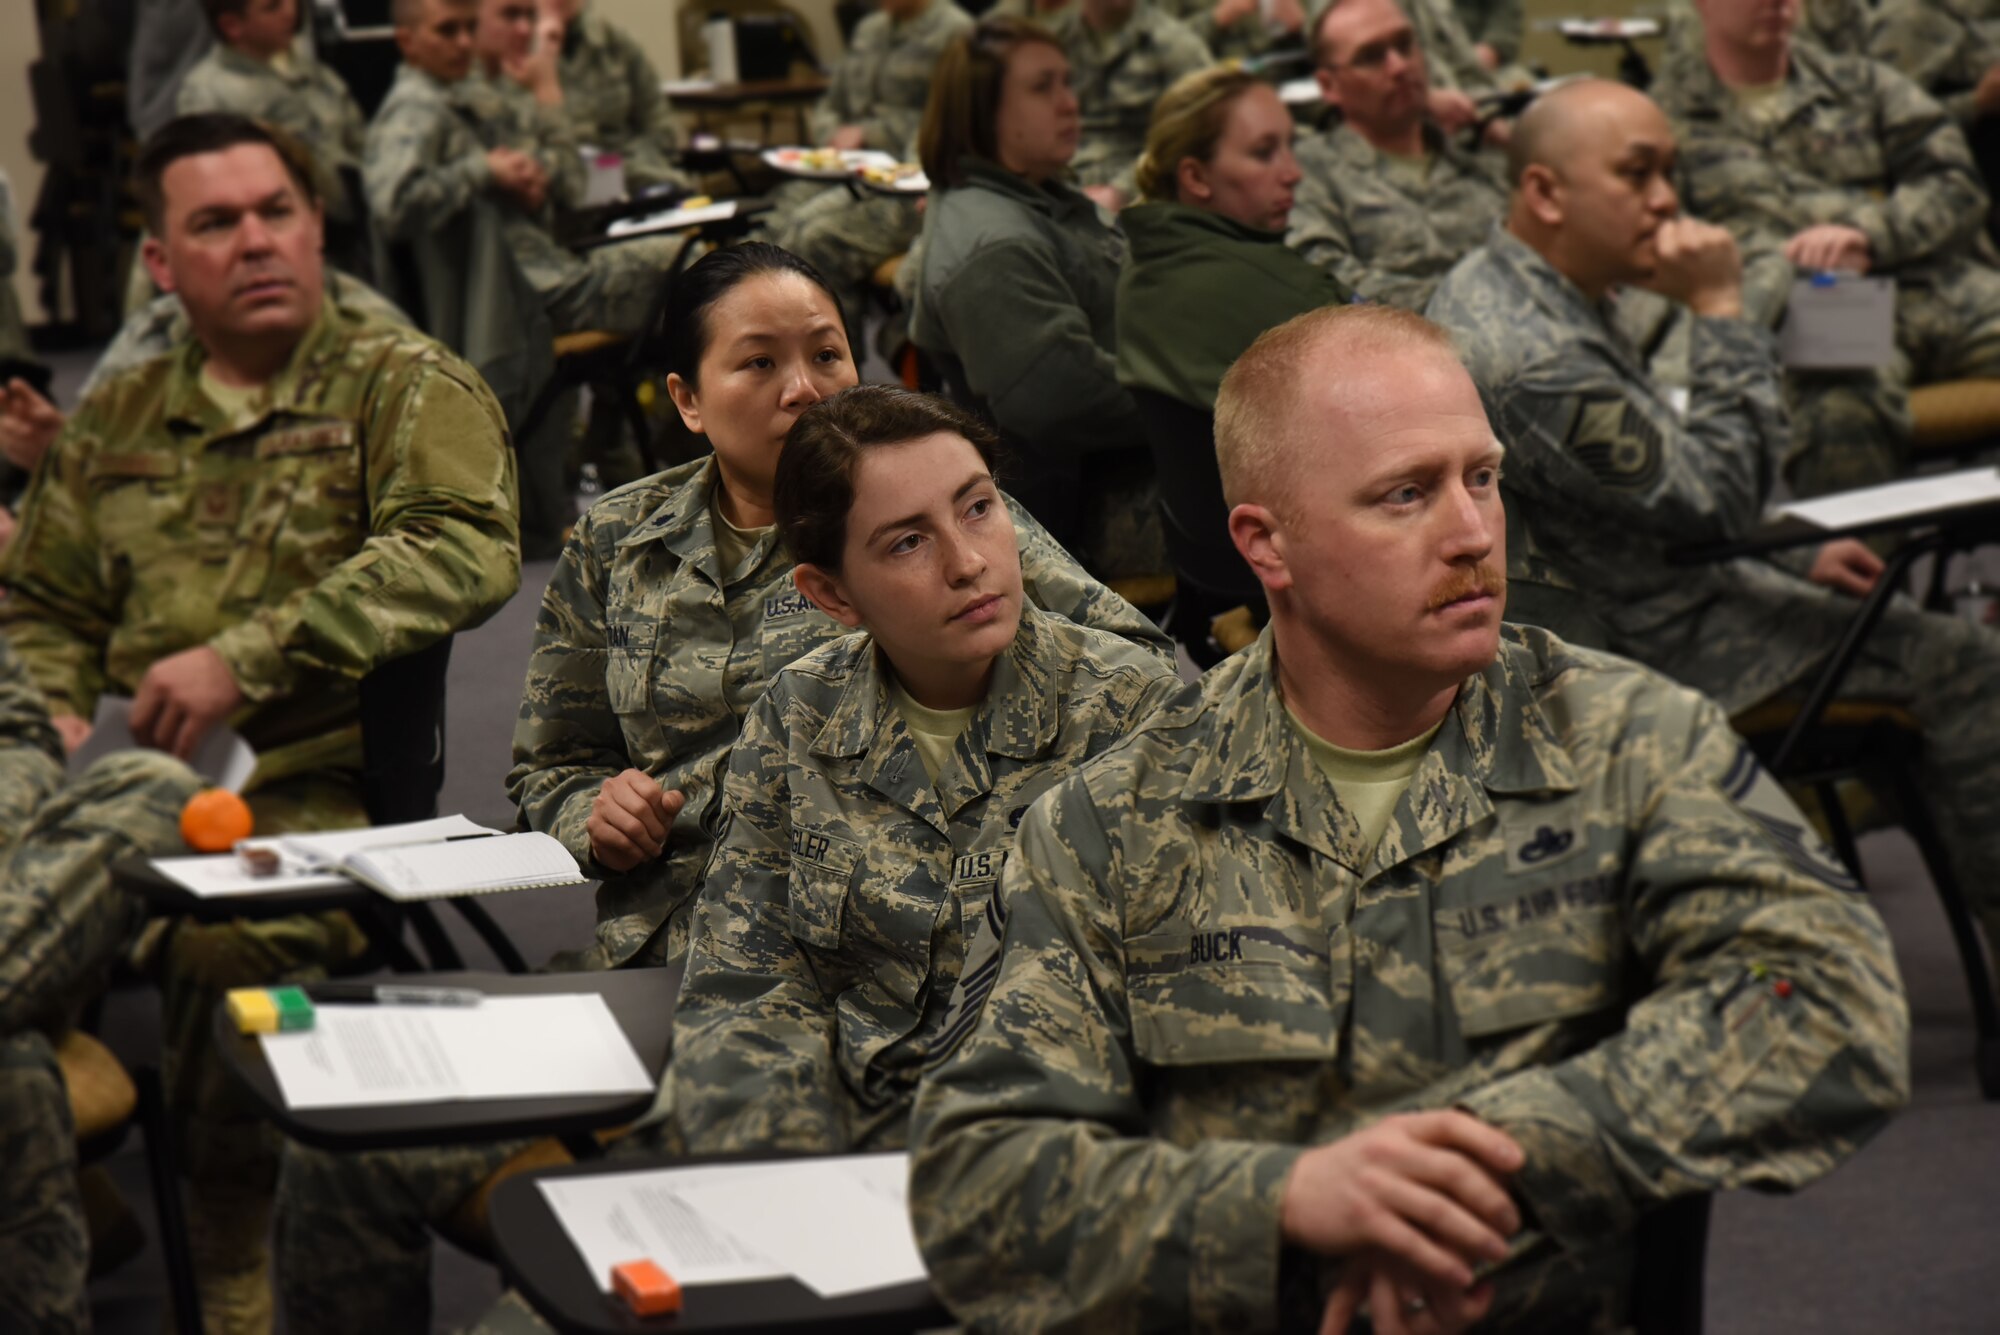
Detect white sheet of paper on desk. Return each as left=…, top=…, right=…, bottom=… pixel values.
left=1774, top=466, right=2000, bottom=528
left=604, top=200, right=738, bottom=240
left=1779, top=275, right=1896, bottom=368
left=537, top=1165, right=790, bottom=1290
left=674, top=1153, right=927, bottom=1298
left=149, top=854, right=350, bottom=899
left=276, top=814, right=492, bottom=868
left=68, top=696, right=257, bottom=791
left=257, top=994, right=652, bottom=1109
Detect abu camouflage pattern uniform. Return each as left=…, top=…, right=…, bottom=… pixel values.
left=1656, top=43, right=2000, bottom=495
left=1869, top=0, right=2000, bottom=131
left=909, top=625, right=1909, bottom=1331
left=363, top=62, right=680, bottom=335
left=0, top=295, right=520, bottom=1282
left=1429, top=224, right=2000, bottom=986
left=1046, top=2, right=1213, bottom=197
left=1657, top=0, right=1869, bottom=96
left=770, top=0, right=974, bottom=326
left=1287, top=121, right=1507, bottom=311
left=1157, top=0, right=1299, bottom=64
left=0, top=634, right=199, bottom=1335
left=1451, top=0, right=1521, bottom=65
left=671, top=605, right=1181, bottom=1153
left=274, top=455, right=1169, bottom=1335
left=1401, top=0, right=1496, bottom=94
left=555, top=6, right=694, bottom=191
left=176, top=42, right=369, bottom=221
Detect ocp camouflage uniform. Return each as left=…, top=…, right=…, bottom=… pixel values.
left=176, top=41, right=369, bottom=221
left=363, top=62, right=679, bottom=335
left=1657, top=42, right=2000, bottom=497
left=80, top=270, right=411, bottom=399
left=0, top=295, right=521, bottom=1312
left=1869, top=0, right=2000, bottom=131
left=1429, top=223, right=2000, bottom=988
left=909, top=624, right=1909, bottom=1331
left=771, top=0, right=973, bottom=327
left=0, top=634, right=199, bottom=1335
left=1452, top=0, right=1521, bottom=65
left=1287, top=120, right=1506, bottom=310
left=274, top=454, right=1169, bottom=1335
left=672, top=606, right=1181, bottom=1153
left=1046, top=2, right=1212, bottom=197
left=556, top=5, right=693, bottom=191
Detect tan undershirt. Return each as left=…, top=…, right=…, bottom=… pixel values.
left=1732, top=79, right=1789, bottom=131
left=710, top=498, right=774, bottom=582
left=892, top=680, right=978, bottom=784
left=1377, top=148, right=1435, bottom=192
left=1286, top=705, right=1442, bottom=858
left=199, top=364, right=263, bottom=422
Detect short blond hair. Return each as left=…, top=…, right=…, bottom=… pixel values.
left=1214, top=304, right=1461, bottom=508
left=1133, top=64, right=1265, bottom=204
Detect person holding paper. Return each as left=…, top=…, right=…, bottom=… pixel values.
left=1429, top=80, right=2000, bottom=1023
left=909, top=300, right=1910, bottom=1333
left=0, top=634, right=203, bottom=1334
left=669, top=384, right=1182, bottom=1152
left=0, top=113, right=521, bottom=1329
left=1654, top=0, right=2000, bottom=497
left=276, top=243, right=1169, bottom=1335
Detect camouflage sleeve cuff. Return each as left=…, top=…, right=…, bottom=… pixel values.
left=1188, top=1142, right=1304, bottom=1328
left=1457, top=1069, right=1638, bottom=1255
left=209, top=616, right=300, bottom=703
left=1846, top=204, right=1896, bottom=271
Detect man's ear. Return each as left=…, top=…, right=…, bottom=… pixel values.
left=665, top=373, right=702, bottom=436
left=141, top=234, right=175, bottom=295
left=793, top=563, right=864, bottom=628
left=1519, top=162, right=1563, bottom=228
left=1314, top=66, right=1339, bottom=108
left=1228, top=501, right=1293, bottom=594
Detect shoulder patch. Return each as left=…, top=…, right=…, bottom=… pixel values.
left=1568, top=391, right=1665, bottom=490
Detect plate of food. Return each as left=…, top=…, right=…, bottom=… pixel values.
left=859, top=161, right=930, bottom=193
left=761, top=147, right=901, bottom=179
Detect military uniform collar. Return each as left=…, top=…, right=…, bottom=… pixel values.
left=615, top=455, right=753, bottom=581
left=1180, top=627, right=1578, bottom=866
left=811, top=604, right=1063, bottom=765
left=161, top=293, right=347, bottom=434
left=1327, top=119, right=1457, bottom=170
left=1055, top=1, right=1165, bottom=60
left=1670, top=42, right=1837, bottom=125
left=1483, top=226, right=1627, bottom=347
left=396, top=63, right=457, bottom=100
left=215, top=44, right=297, bottom=84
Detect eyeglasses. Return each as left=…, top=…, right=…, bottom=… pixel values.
left=1317, top=29, right=1418, bottom=73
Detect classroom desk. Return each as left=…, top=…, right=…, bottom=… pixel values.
left=665, top=77, right=828, bottom=144
left=215, top=966, right=679, bottom=1152
left=490, top=1154, right=952, bottom=1335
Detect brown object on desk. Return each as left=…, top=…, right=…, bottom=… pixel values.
left=237, top=844, right=282, bottom=877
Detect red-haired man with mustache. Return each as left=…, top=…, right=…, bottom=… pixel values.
left=907, top=300, right=1908, bottom=1333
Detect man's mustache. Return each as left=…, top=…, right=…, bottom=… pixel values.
left=1428, top=562, right=1506, bottom=611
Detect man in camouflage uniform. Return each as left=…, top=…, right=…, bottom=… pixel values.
left=1870, top=0, right=2000, bottom=132
left=364, top=0, right=682, bottom=336
left=541, top=0, right=692, bottom=192
left=909, top=299, right=1908, bottom=1332
left=1158, top=0, right=1303, bottom=64
left=1046, top=0, right=1211, bottom=203
left=1433, top=78, right=2000, bottom=1017
left=0, top=634, right=200, bottom=1335
left=274, top=439, right=1170, bottom=1335
left=1289, top=0, right=1507, bottom=310
left=177, top=0, right=369, bottom=224
left=1654, top=0, right=2000, bottom=497
left=768, top=0, right=972, bottom=331
left=0, top=113, right=520, bottom=1332
left=1451, top=0, right=1518, bottom=69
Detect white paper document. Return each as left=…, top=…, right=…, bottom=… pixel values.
left=275, top=814, right=492, bottom=868
left=537, top=1153, right=928, bottom=1299
left=257, top=994, right=652, bottom=1109
left=150, top=854, right=350, bottom=900
left=1780, top=275, right=1896, bottom=368
left=69, top=696, right=257, bottom=791
left=1774, top=466, right=2000, bottom=529
left=605, top=200, right=738, bottom=240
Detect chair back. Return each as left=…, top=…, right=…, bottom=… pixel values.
left=358, top=635, right=455, bottom=825
left=1129, top=387, right=1263, bottom=610
left=1631, top=1194, right=1711, bottom=1335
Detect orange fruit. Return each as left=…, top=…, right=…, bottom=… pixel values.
left=180, top=789, right=254, bottom=852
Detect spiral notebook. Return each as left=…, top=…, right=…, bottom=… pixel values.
left=337, top=831, right=586, bottom=901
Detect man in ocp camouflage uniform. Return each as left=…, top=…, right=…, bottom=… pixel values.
left=364, top=0, right=683, bottom=337
left=542, top=0, right=693, bottom=192
left=0, top=633, right=200, bottom=1335
left=0, top=113, right=520, bottom=1332
left=177, top=0, right=368, bottom=223
left=1046, top=0, right=1211, bottom=203
left=769, top=0, right=973, bottom=331
left=1289, top=0, right=1507, bottom=310
left=1654, top=0, right=2000, bottom=498
left=910, top=300, right=1909, bottom=1334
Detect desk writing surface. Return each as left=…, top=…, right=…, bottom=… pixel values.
left=216, top=966, right=680, bottom=1152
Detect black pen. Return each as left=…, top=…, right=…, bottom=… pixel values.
left=308, top=983, right=484, bottom=1006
